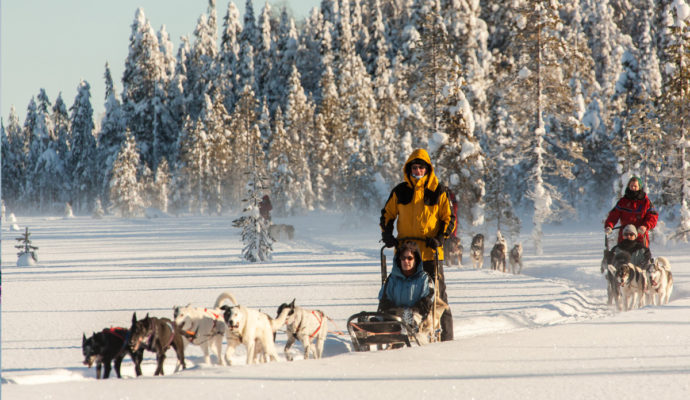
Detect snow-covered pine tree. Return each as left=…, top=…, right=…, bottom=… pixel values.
left=656, top=5, right=689, bottom=241
left=203, top=89, right=232, bottom=214
left=315, top=65, right=347, bottom=208
left=121, top=8, right=164, bottom=170
left=15, top=226, right=38, bottom=265
left=1, top=107, right=25, bottom=210
left=177, top=115, right=210, bottom=214
left=69, top=81, right=98, bottom=213
left=52, top=93, right=72, bottom=207
left=153, top=157, right=171, bottom=213
left=434, top=62, right=486, bottom=230
left=219, top=1, right=242, bottom=113
left=267, top=107, right=294, bottom=216
left=99, top=63, right=128, bottom=208
left=498, top=0, right=585, bottom=255
left=109, top=131, right=145, bottom=217
left=228, top=85, right=260, bottom=209
left=254, top=2, right=274, bottom=101
left=232, top=126, right=273, bottom=262
left=266, top=8, right=299, bottom=115
left=25, top=89, right=55, bottom=211
left=283, top=64, right=315, bottom=214
left=335, top=3, right=380, bottom=212
left=404, top=2, right=452, bottom=147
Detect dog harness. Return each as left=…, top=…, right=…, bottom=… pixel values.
left=184, top=309, right=225, bottom=344
left=296, top=310, right=324, bottom=340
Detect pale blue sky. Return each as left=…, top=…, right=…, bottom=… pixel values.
left=1, top=0, right=320, bottom=123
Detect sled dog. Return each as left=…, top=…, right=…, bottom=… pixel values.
left=470, top=234, right=484, bottom=269
left=608, top=259, right=648, bottom=312
left=646, top=256, right=673, bottom=305
left=129, top=312, right=186, bottom=375
left=444, top=236, right=463, bottom=267
left=216, top=292, right=280, bottom=364
left=269, top=224, right=295, bottom=241
left=276, top=299, right=329, bottom=361
left=601, top=249, right=621, bottom=310
left=508, top=243, right=523, bottom=274
left=82, top=327, right=143, bottom=379
left=490, top=234, right=507, bottom=273
left=173, top=305, right=227, bottom=365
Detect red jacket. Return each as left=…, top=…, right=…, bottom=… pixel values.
left=605, top=192, right=658, bottom=246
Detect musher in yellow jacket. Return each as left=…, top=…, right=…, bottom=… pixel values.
left=380, top=149, right=455, bottom=341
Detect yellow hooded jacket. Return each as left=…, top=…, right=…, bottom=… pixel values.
left=380, top=149, right=455, bottom=262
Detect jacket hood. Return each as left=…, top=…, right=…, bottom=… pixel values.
left=403, top=149, right=439, bottom=191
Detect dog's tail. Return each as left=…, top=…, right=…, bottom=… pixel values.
left=656, top=256, right=671, bottom=272
left=214, top=292, right=238, bottom=308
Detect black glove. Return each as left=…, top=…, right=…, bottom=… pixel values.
left=382, top=231, right=398, bottom=248
left=426, top=236, right=442, bottom=249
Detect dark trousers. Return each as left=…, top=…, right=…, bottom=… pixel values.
left=422, top=260, right=453, bottom=341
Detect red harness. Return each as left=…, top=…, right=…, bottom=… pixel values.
left=307, top=311, right=324, bottom=339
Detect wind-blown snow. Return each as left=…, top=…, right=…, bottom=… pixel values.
left=2, top=212, right=689, bottom=399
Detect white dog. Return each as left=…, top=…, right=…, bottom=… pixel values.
left=276, top=299, right=329, bottom=361
left=173, top=305, right=227, bottom=365
left=646, top=257, right=673, bottom=305
left=609, top=262, right=648, bottom=311
left=216, top=292, right=281, bottom=365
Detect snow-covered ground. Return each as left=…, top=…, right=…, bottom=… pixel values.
left=2, top=212, right=689, bottom=399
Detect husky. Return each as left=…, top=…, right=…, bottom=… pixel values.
left=646, top=257, right=673, bottom=305
left=216, top=292, right=281, bottom=365
left=82, top=327, right=143, bottom=379
left=490, top=233, right=507, bottom=273
left=608, top=258, right=648, bottom=311
left=269, top=224, right=295, bottom=241
left=173, top=305, right=227, bottom=365
left=129, top=312, right=186, bottom=375
left=443, top=236, right=463, bottom=267
left=508, top=243, right=523, bottom=274
left=601, top=248, right=621, bottom=309
left=276, top=299, right=329, bottom=361
left=470, top=234, right=484, bottom=269
left=415, top=297, right=450, bottom=345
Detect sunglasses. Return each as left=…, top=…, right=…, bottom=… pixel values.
left=624, top=233, right=636, bottom=237
left=401, top=256, right=415, bottom=261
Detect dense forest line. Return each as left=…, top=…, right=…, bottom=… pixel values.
left=1, top=0, right=688, bottom=246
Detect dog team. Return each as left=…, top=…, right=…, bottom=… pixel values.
left=450, top=231, right=523, bottom=274
left=83, top=292, right=330, bottom=379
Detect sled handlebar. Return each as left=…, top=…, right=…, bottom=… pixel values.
left=604, top=225, right=622, bottom=251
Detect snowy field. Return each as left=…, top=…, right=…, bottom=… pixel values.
left=2, top=212, right=690, bottom=399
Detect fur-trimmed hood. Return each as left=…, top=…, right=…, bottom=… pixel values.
left=403, top=148, right=440, bottom=192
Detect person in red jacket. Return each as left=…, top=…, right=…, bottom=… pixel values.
left=605, top=176, right=658, bottom=247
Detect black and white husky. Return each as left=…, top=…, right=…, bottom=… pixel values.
left=470, top=234, right=484, bottom=269
left=608, top=256, right=648, bottom=311
left=601, top=249, right=621, bottom=310
left=646, top=256, right=673, bottom=305
left=276, top=299, right=329, bottom=361
left=490, top=232, right=507, bottom=273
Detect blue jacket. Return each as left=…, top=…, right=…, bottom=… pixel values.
left=378, top=256, right=433, bottom=310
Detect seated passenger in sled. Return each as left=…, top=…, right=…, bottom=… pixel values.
left=377, top=240, right=435, bottom=329
left=607, top=224, right=652, bottom=269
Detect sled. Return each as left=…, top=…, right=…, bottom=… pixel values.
left=347, top=239, right=437, bottom=351
left=347, top=311, right=420, bottom=351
